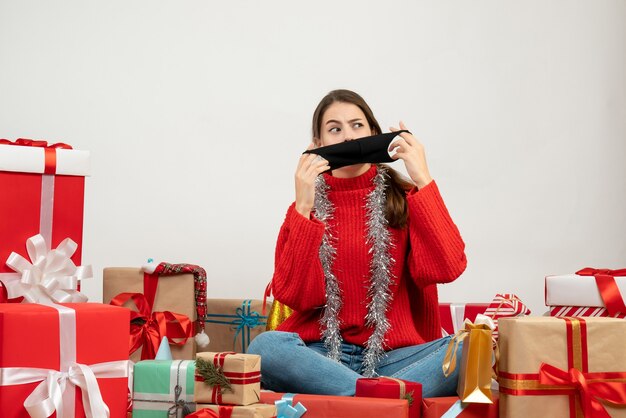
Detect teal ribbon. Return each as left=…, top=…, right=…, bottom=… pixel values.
left=204, top=300, right=267, bottom=353
left=275, top=393, right=307, bottom=418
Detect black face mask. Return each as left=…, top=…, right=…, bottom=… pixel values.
left=303, top=130, right=409, bottom=170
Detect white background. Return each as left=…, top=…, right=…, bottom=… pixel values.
left=1, top=0, right=624, bottom=315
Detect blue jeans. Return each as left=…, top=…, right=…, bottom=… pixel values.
left=247, top=331, right=462, bottom=398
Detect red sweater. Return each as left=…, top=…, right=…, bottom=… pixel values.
left=272, top=165, right=467, bottom=349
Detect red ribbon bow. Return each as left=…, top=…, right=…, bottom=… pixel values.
left=539, top=363, right=626, bottom=418
left=110, top=292, right=193, bottom=360
left=0, top=138, right=72, bottom=149
left=0, top=138, right=73, bottom=174
left=576, top=268, right=626, bottom=316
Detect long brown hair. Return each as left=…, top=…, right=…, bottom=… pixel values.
left=312, top=89, right=413, bottom=229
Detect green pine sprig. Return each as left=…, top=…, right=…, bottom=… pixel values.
left=195, top=358, right=233, bottom=394
left=403, top=390, right=414, bottom=406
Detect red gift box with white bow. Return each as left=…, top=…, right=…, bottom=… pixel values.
left=0, top=303, right=131, bottom=417
left=0, top=139, right=89, bottom=294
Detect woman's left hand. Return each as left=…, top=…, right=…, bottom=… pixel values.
left=389, top=121, right=433, bottom=189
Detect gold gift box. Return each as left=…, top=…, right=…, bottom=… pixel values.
left=103, top=267, right=196, bottom=361
left=498, top=316, right=626, bottom=417
left=195, top=403, right=276, bottom=418
left=194, top=352, right=261, bottom=406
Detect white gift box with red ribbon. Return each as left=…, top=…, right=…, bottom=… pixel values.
left=545, top=268, right=626, bottom=314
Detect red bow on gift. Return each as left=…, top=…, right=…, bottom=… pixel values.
left=539, top=363, right=626, bottom=418
left=0, top=138, right=72, bottom=149
left=110, top=292, right=193, bottom=360
left=576, top=268, right=626, bottom=316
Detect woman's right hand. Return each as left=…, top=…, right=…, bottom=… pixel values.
left=295, top=143, right=329, bottom=218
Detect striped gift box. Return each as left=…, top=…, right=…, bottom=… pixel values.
left=483, top=294, right=531, bottom=339
left=549, top=305, right=626, bottom=318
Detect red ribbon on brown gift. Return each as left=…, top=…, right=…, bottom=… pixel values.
left=110, top=292, right=193, bottom=360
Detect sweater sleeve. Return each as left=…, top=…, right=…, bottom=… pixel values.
left=270, top=203, right=328, bottom=311
left=406, top=180, right=467, bottom=287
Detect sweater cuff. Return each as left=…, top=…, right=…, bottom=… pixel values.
left=406, top=180, right=450, bottom=222
left=286, top=203, right=326, bottom=258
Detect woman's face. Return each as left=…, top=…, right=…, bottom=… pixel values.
left=317, top=101, right=373, bottom=147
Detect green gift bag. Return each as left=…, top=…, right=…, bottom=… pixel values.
left=133, top=360, right=196, bottom=418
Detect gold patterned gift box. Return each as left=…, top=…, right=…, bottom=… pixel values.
left=498, top=316, right=626, bottom=417
left=195, top=403, right=276, bottom=418
left=194, top=352, right=261, bottom=406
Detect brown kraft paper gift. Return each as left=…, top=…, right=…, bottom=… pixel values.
left=103, top=267, right=196, bottom=361
left=201, top=299, right=270, bottom=354
left=498, top=316, right=626, bottom=417
left=194, top=352, right=261, bottom=406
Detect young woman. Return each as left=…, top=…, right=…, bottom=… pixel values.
left=248, top=89, right=467, bottom=397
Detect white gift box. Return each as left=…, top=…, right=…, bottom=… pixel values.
left=545, top=273, right=626, bottom=308
left=0, top=142, right=90, bottom=175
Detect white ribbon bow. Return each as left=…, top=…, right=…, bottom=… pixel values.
left=3, top=234, right=91, bottom=303
left=0, top=360, right=130, bottom=418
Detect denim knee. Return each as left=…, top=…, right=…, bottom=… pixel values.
left=248, top=331, right=301, bottom=357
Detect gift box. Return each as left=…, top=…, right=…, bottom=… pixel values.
left=498, top=316, right=626, bottom=417
left=545, top=268, right=626, bottom=316
left=0, top=139, right=89, bottom=290
left=104, top=265, right=198, bottom=361
left=355, top=377, right=421, bottom=418
left=202, top=299, right=270, bottom=353
left=482, top=294, right=530, bottom=340
left=260, top=392, right=409, bottom=418
left=132, top=359, right=196, bottom=418
left=422, top=394, right=499, bottom=418
left=0, top=303, right=131, bottom=418
left=194, top=352, right=261, bottom=406
left=439, top=303, right=490, bottom=336
left=549, top=305, right=626, bottom=318
left=195, top=403, right=276, bottom=418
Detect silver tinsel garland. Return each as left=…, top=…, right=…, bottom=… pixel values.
left=314, top=166, right=395, bottom=376
left=315, top=174, right=343, bottom=361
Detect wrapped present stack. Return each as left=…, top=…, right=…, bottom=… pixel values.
left=0, top=139, right=134, bottom=417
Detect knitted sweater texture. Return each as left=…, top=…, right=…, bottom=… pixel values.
left=273, top=165, right=467, bottom=348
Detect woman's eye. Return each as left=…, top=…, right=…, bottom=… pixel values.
left=329, top=127, right=340, bottom=133
left=354, top=123, right=364, bottom=128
